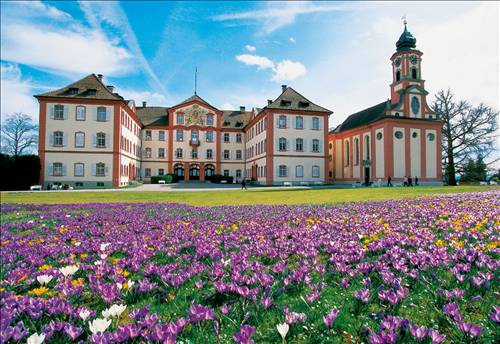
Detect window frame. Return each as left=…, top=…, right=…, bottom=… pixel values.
left=223, top=133, right=230, bottom=143
left=158, top=131, right=165, bottom=141
left=96, top=132, right=106, bottom=148
left=312, top=139, right=320, bottom=153
left=96, top=107, right=107, bottom=122
left=53, top=131, right=64, bottom=147
left=177, top=114, right=184, bottom=125
left=75, top=132, right=85, bottom=148
left=278, top=115, right=287, bottom=129
left=206, top=149, right=213, bottom=159
left=295, top=116, right=303, bottom=129
left=279, top=137, right=287, bottom=151
left=295, top=138, right=303, bottom=152
left=158, top=148, right=165, bottom=158
left=53, top=162, right=63, bottom=176
left=96, top=163, right=105, bottom=177
left=312, top=117, right=320, bottom=130
left=223, top=150, right=230, bottom=160
left=236, top=150, right=242, bottom=160
left=176, top=148, right=183, bottom=158
left=296, top=165, right=304, bottom=178
left=278, top=165, right=287, bottom=177
left=236, top=133, right=242, bottom=143
left=145, top=130, right=152, bottom=141
left=74, top=163, right=84, bottom=177
left=54, top=105, right=64, bottom=120
left=312, top=165, right=320, bottom=178
left=75, top=105, right=86, bottom=121
left=176, top=130, right=184, bottom=142
left=145, top=168, right=151, bottom=177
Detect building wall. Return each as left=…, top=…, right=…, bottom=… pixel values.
left=410, top=128, right=421, bottom=177
left=375, top=127, right=385, bottom=178
left=426, top=129, right=437, bottom=178
left=273, top=156, right=325, bottom=184
left=334, top=139, right=342, bottom=179
left=393, top=127, right=405, bottom=178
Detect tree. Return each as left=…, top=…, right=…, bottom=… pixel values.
left=1, top=112, right=38, bottom=156
left=461, top=156, right=487, bottom=182
left=431, top=89, right=498, bottom=185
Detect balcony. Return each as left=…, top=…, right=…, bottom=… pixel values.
left=189, top=139, right=200, bottom=147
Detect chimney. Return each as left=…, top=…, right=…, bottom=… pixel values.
left=281, top=84, right=287, bottom=92
left=97, top=74, right=103, bottom=81
left=142, top=101, right=147, bottom=107
left=267, top=99, right=273, bottom=105
left=106, top=85, right=114, bottom=92
left=240, top=106, right=245, bottom=113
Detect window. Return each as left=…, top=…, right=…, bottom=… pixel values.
left=295, top=116, right=303, bottom=129
left=354, top=138, right=359, bottom=165
left=158, top=169, right=164, bottom=176
left=76, top=106, right=85, bottom=121
left=53, top=162, right=63, bottom=176
left=96, top=132, right=106, bottom=148
left=295, top=138, right=303, bottom=151
left=145, top=148, right=152, bottom=158
left=97, top=107, right=107, bottom=121
left=206, top=149, right=213, bottom=159
left=191, top=130, right=199, bottom=143
left=427, top=133, right=435, bottom=141
left=345, top=141, right=350, bottom=166
left=312, top=139, right=320, bottom=152
left=236, top=133, right=242, bottom=143
left=411, top=68, right=417, bottom=79
left=191, top=149, right=198, bottom=159
left=278, top=165, right=287, bottom=177
left=376, top=132, right=383, bottom=140
left=176, top=148, right=183, bottom=158
left=53, top=131, right=64, bottom=147
left=74, top=163, right=84, bottom=177
left=75, top=182, right=83, bottom=187
left=145, top=130, right=152, bottom=141
left=158, top=131, right=165, bottom=141
left=206, top=131, right=214, bottom=142
left=279, top=115, right=287, bottom=129
left=394, top=131, right=403, bottom=139
left=312, top=117, right=320, bottom=130
left=365, top=136, right=370, bottom=160
left=312, top=165, right=320, bottom=178
left=224, top=133, right=230, bottom=143
left=206, top=115, right=214, bottom=126
left=177, top=114, right=184, bottom=124
left=236, top=150, right=242, bottom=160
left=96, top=163, right=105, bottom=177
left=54, top=105, right=64, bottom=120
left=279, top=138, right=287, bottom=151
left=396, top=70, right=401, bottom=82
left=176, top=130, right=184, bottom=142
left=158, top=148, right=165, bottom=158
left=236, top=170, right=242, bottom=178
left=224, top=150, right=230, bottom=160
left=412, top=132, right=418, bottom=138
left=96, top=182, right=104, bottom=187
left=145, top=168, right=151, bottom=177
left=75, top=132, right=85, bottom=148
left=223, top=170, right=229, bottom=177
left=296, top=165, right=304, bottom=178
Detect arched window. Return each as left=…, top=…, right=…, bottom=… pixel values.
left=279, top=138, right=287, bottom=151
left=295, top=138, right=303, bottom=151
left=312, top=165, right=320, bottom=178
left=354, top=138, right=359, bottom=165
left=365, top=135, right=370, bottom=160
left=396, top=70, right=401, bottom=82
left=176, top=148, right=183, bottom=158
left=96, top=132, right=106, bottom=148
left=278, top=115, right=287, bottom=128
left=411, top=68, right=417, bottom=79
left=345, top=140, right=350, bottom=166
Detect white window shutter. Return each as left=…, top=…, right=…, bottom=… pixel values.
left=276, top=165, right=279, bottom=177
left=105, top=134, right=109, bottom=148
left=286, top=166, right=289, bottom=177
left=63, top=133, right=68, bottom=147
left=105, top=166, right=109, bottom=176
left=319, top=140, right=323, bottom=153
left=303, top=140, right=307, bottom=152
left=48, top=164, right=53, bottom=176
left=63, top=105, right=69, bottom=120
left=105, top=108, right=110, bottom=121
left=93, top=107, right=97, bottom=121
left=91, top=164, right=96, bottom=176
left=62, top=164, right=67, bottom=176
left=49, top=105, right=55, bottom=119
left=49, top=133, right=54, bottom=146
left=276, top=116, right=279, bottom=128
left=92, top=134, right=97, bottom=147
left=286, top=116, right=290, bottom=129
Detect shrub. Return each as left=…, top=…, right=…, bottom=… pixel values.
left=150, top=175, right=174, bottom=184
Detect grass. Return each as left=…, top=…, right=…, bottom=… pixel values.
left=1, top=185, right=496, bottom=205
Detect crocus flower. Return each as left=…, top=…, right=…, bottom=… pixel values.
left=233, top=325, right=255, bottom=344
left=355, top=288, right=370, bottom=303
left=458, top=322, right=483, bottom=338
left=276, top=323, right=289, bottom=342
left=428, top=329, right=446, bottom=344
left=409, top=325, right=427, bottom=341
left=37, top=275, right=53, bottom=286
left=488, top=306, right=500, bottom=323
left=64, top=324, right=82, bottom=341
left=89, top=318, right=112, bottom=335
left=59, top=265, right=79, bottom=277
left=323, top=308, right=340, bottom=328
left=102, top=304, right=126, bottom=318
left=79, top=308, right=91, bottom=321
left=27, top=333, right=45, bottom=344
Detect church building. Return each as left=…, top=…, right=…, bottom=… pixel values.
left=328, top=24, right=443, bottom=184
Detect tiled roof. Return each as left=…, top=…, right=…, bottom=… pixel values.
left=335, top=101, right=389, bottom=132
left=266, top=87, right=331, bottom=113
left=136, top=106, right=169, bottom=126
left=221, top=110, right=253, bottom=129
left=35, top=74, right=123, bottom=100
left=173, top=94, right=213, bottom=109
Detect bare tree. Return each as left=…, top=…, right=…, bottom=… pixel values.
left=431, top=89, right=498, bottom=185
left=1, top=113, right=38, bottom=156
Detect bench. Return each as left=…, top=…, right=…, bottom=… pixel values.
left=283, top=182, right=292, bottom=186
left=158, top=180, right=166, bottom=184
left=30, top=185, right=42, bottom=191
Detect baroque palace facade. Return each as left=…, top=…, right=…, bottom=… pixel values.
left=35, top=25, right=442, bottom=188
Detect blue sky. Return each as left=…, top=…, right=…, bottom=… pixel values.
left=1, top=1, right=498, bottom=129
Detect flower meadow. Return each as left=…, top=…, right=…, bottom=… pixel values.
left=1, top=191, right=499, bottom=344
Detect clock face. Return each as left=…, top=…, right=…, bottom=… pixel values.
left=410, top=55, right=418, bottom=65
left=395, top=57, right=402, bottom=67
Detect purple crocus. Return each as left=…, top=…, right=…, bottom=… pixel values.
left=458, top=322, right=483, bottom=338
left=323, top=308, right=340, bottom=328
left=409, top=324, right=427, bottom=341
left=64, top=324, right=83, bottom=340
left=488, top=306, right=500, bottom=323
left=233, top=324, right=255, bottom=344
left=261, top=296, right=273, bottom=309
left=355, top=288, right=371, bottom=303
left=428, top=329, right=446, bottom=344
left=443, top=302, right=463, bottom=322
left=188, top=304, right=215, bottom=323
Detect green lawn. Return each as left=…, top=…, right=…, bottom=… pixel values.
left=1, top=185, right=496, bottom=205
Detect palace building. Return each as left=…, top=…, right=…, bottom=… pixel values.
left=35, top=24, right=442, bottom=189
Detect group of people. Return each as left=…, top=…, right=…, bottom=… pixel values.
left=386, top=176, right=419, bottom=187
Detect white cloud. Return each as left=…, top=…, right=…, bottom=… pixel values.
left=245, top=45, right=256, bottom=53
left=0, top=63, right=39, bottom=120
left=213, top=2, right=350, bottom=34
left=118, top=89, right=167, bottom=106
left=289, top=37, right=296, bottom=44
left=3, top=0, right=72, bottom=20
left=271, top=60, right=307, bottom=82
left=219, top=102, right=235, bottom=110
left=236, top=54, right=275, bottom=70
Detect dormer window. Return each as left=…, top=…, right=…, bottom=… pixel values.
left=298, top=101, right=309, bottom=108
left=235, top=121, right=243, bottom=127
left=87, top=89, right=97, bottom=96
left=223, top=121, right=230, bottom=126
left=69, top=87, right=79, bottom=95
left=280, top=100, right=291, bottom=107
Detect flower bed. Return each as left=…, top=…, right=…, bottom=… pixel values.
left=0, top=191, right=499, bottom=343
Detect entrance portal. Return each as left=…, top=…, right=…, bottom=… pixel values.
left=174, top=164, right=184, bottom=181
left=189, top=165, right=200, bottom=180
left=204, top=164, right=215, bottom=181
left=364, top=167, right=370, bottom=186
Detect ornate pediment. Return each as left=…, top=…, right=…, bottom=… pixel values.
left=178, top=104, right=215, bottom=127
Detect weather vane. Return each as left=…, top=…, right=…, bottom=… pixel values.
left=194, top=67, right=198, bottom=95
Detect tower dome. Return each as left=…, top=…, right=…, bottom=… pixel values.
left=396, top=25, right=417, bottom=51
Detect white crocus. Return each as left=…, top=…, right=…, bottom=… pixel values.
left=27, top=333, right=45, bottom=344
left=74, top=242, right=81, bottom=247
left=100, top=243, right=111, bottom=251
left=100, top=254, right=108, bottom=260
left=36, top=275, right=53, bottom=286
left=102, top=304, right=126, bottom=318
left=79, top=309, right=91, bottom=321
left=277, top=323, right=289, bottom=342
left=59, top=265, right=79, bottom=277
left=89, top=318, right=111, bottom=334
left=116, top=283, right=123, bottom=291
left=127, top=280, right=135, bottom=288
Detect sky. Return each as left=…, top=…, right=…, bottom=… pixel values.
left=1, top=1, right=498, bottom=131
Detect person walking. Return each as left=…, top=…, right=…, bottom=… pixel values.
left=241, top=179, right=247, bottom=190
left=403, top=176, right=408, bottom=187
left=415, top=176, right=419, bottom=186
left=387, top=176, right=393, bottom=187
left=408, top=176, right=413, bottom=187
